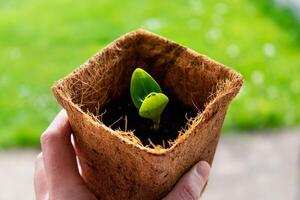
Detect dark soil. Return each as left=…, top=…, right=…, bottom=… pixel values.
left=100, top=91, right=198, bottom=148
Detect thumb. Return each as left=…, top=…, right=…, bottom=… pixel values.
left=163, top=161, right=210, bottom=200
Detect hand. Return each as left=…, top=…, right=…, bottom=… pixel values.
left=35, top=110, right=97, bottom=200
left=34, top=110, right=210, bottom=200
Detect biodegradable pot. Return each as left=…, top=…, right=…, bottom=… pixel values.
left=52, top=29, right=243, bottom=200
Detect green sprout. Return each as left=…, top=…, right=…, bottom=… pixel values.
left=130, top=68, right=169, bottom=130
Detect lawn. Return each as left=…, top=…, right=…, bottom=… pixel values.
left=0, top=0, right=300, bottom=148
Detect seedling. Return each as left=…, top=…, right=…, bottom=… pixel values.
left=130, top=68, right=169, bottom=130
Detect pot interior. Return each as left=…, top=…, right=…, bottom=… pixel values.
left=60, top=31, right=232, bottom=147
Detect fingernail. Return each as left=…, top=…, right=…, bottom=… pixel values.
left=196, top=161, right=210, bottom=180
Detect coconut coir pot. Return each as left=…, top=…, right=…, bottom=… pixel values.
left=52, top=29, right=243, bottom=200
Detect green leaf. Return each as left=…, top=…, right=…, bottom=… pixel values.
left=130, top=68, right=162, bottom=109
left=139, top=92, right=169, bottom=123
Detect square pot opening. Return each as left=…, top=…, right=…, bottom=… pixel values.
left=53, top=29, right=242, bottom=150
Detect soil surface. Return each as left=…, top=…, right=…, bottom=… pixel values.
left=100, top=93, right=197, bottom=147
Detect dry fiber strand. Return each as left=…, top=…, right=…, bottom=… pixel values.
left=52, top=29, right=243, bottom=200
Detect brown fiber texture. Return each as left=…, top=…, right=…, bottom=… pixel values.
left=52, top=29, right=243, bottom=200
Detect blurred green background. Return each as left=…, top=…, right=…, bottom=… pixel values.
left=0, top=0, right=299, bottom=148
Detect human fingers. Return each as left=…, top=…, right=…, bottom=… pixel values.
left=34, top=152, right=49, bottom=200
left=40, top=110, right=83, bottom=196
left=163, top=161, right=210, bottom=200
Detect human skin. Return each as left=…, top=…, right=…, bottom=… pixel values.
left=34, top=110, right=210, bottom=200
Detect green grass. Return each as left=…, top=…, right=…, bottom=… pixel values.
left=0, top=0, right=300, bottom=148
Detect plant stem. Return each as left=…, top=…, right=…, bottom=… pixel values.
left=153, top=117, right=160, bottom=130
